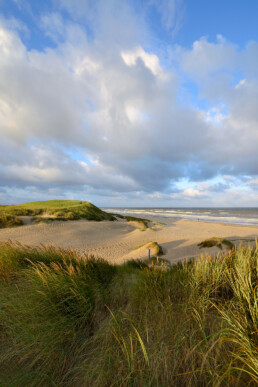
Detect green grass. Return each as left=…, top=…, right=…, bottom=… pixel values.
left=124, top=215, right=149, bottom=228
left=0, top=215, right=23, bottom=228
left=0, top=242, right=257, bottom=386
left=198, top=237, right=234, bottom=249
left=0, top=200, right=116, bottom=222
left=111, top=213, right=150, bottom=228
left=134, top=241, right=164, bottom=256
left=3, top=200, right=88, bottom=210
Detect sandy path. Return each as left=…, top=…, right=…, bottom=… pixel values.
left=0, top=217, right=257, bottom=264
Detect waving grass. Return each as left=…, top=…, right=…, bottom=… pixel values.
left=0, top=242, right=257, bottom=386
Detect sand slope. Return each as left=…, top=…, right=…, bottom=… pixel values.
left=0, top=217, right=257, bottom=263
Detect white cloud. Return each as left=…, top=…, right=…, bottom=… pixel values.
left=249, top=178, right=258, bottom=187
left=235, top=79, right=246, bottom=89
left=178, top=35, right=238, bottom=80
left=0, top=7, right=258, bottom=205
left=121, top=46, right=167, bottom=78
left=182, top=188, right=205, bottom=198
left=149, top=0, right=184, bottom=36
left=172, top=188, right=206, bottom=199
left=204, top=104, right=227, bottom=126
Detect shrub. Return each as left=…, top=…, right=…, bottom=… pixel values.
left=0, top=215, right=23, bottom=228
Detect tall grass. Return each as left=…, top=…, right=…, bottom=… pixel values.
left=0, top=241, right=257, bottom=386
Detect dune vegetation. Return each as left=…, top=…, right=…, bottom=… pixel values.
left=198, top=237, right=234, bottom=250
left=134, top=241, right=164, bottom=256
left=0, top=241, right=257, bottom=386
left=112, top=213, right=150, bottom=229
left=0, top=200, right=115, bottom=226
left=0, top=214, right=24, bottom=229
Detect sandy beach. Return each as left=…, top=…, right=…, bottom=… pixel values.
left=0, top=216, right=257, bottom=264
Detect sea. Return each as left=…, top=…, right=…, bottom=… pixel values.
left=102, top=208, right=258, bottom=227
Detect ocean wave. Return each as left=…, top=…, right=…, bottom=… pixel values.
left=103, top=208, right=258, bottom=226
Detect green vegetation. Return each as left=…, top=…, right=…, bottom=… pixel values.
left=148, top=241, right=164, bottom=255
left=0, top=215, right=23, bottom=229
left=198, top=237, right=234, bottom=249
left=0, top=242, right=257, bottom=386
left=34, top=216, right=57, bottom=224
left=134, top=241, right=164, bottom=256
left=124, top=215, right=149, bottom=228
left=111, top=213, right=150, bottom=228
left=0, top=200, right=115, bottom=222
left=0, top=202, right=152, bottom=228
left=112, top=213, right=125, bottom=219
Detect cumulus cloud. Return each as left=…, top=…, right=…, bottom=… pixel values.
left=0, top=2, right=258, bottom=206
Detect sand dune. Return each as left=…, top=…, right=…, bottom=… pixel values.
left=0, top=217, right=257, bottom=263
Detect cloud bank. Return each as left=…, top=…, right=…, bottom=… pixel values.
left=0, top=0, right=257, bottom=206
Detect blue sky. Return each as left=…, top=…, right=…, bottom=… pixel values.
left=179, top=0, right=258, bottom=48
left=0, top=0, right=258, bottom=207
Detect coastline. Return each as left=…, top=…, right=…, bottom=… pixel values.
left=103, top=208, right=258, bottom=227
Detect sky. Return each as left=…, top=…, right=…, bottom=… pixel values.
left=0, top=0, right=258, bottom=207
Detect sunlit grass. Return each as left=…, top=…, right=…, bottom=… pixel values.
left=0, top=200, right=116, bottom=222
left=111, top=213, right=150, bottom=228
left=134, top=241, right=164, bottom=256
left=0, top=241, right=257, bottom=385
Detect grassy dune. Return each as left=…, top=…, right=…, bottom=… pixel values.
left=0, top=201, right=152, bottom=228
left=111, top=214, right=150, bottom=229
left=0, top=242, right=257, bottom=386
left=0, top=200, right=115, bottom=225
left=134, top=241, right=164, bottom=256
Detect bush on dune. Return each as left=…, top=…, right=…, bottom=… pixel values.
left=198, top=237, right=234, bottom=249
left=0, top=215, right=23, bottom=229
left=0, top=241, right=257, bottom=386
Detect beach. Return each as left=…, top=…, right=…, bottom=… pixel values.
left=0, top=216, right=257, bottom=264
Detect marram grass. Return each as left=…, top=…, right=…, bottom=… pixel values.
left=198, top=237, right=234, bottom=250
left=0, top=214, right=23, bottom=228
left=0, top=241, right=257, bottom=386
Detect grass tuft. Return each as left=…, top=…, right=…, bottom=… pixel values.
left=198, top=237, right=234, bottom=250
left=134, top=241, right=164, bottom=256
left=0, top=215, right=23, bottom=228
left=111, top=213, right=150, bottom=228
left=124, top=216, right=149, bottom=229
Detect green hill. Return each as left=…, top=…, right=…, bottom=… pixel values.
left=0, top=200, right=115, bottom=226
